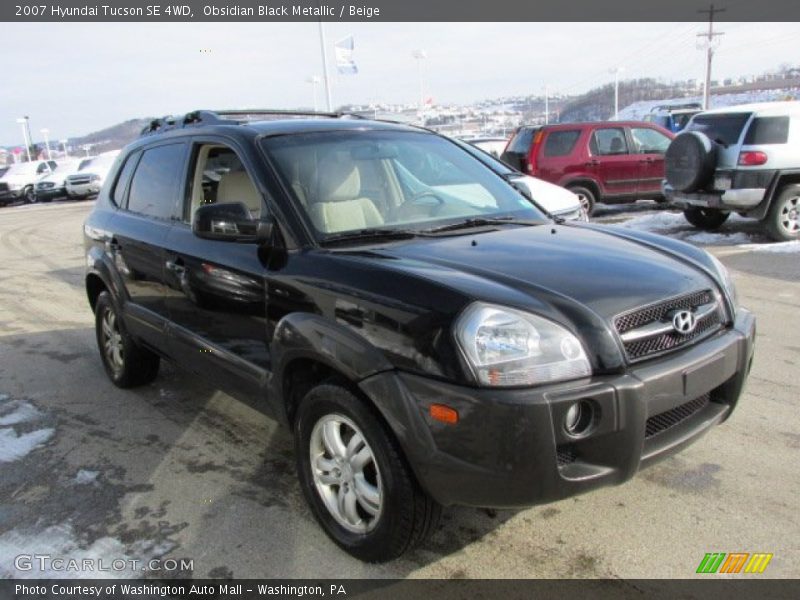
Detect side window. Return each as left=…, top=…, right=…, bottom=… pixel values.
left=744, top=116, right=790, bottom=145
left=48, top=161, right=58, bottom=170
left=111, top=152, right=140, bottom=207
left=590, top=128, right=629, bottom=156
left=127, top=143, right=186, bottom=220
left=185, top=144, right=263, bottom=223
left=506, top=128, right=536, bottom=154
left=631, top=127, right=672, bottom=154
left=36, top=162, right=49, bottom=174
left=543, top=130, right=581, bottom=157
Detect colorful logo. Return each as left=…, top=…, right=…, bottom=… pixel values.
left=696, top=552, right=773, bottom=574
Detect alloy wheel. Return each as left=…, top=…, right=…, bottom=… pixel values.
left=101, top=308, right=124, bottom=375
left=779, top=194, right=799, bottom=235
left=309, top=413, right=383, bottom=533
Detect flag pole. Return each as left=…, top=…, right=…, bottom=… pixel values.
left=318, top=21, right=333, bottom=112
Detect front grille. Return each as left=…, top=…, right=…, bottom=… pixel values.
left=615, top=290, right=723, bottom=362
left=646, top=393, right=710, bottom=438
left=68, top=178, right=91, bottom=185
left=37, top=182, right=55, bottom=189
left=556, top=444, right=577, bottom=466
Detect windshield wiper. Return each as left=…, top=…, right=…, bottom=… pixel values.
left=423, top=216, right=541, bottom=234
left=320, top=227, right=419, bottom=245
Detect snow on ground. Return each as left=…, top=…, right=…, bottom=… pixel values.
left=737, top=240, right=800, bottom=253
left=0, top=523, right=173, bottom=579
left=73, top=469, right=100, bottom=485
left=0, top=396, right=53, bottom=463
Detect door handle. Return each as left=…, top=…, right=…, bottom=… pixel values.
left=165, top=259, right=186, bottom=275
left=585, top=160, right=600, bottom=167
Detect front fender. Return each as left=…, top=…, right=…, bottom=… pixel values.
left=269, top=312, right=395, bottom=421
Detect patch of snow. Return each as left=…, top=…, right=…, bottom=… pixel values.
left=0, top=399, right=43, bottom=426
left=74, top=469, right=100, bottom=485
left=0, top=427, right=54, bottom=463
left=738, top=240, right=800, bottom=253
left=683, top=231, right=752, bottom=246
left=619, top=211, right=686, bottom=232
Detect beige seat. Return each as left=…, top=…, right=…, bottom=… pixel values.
left=216, top=171, right=262, bottom=218
left=309, top=153, right=383, bottom=233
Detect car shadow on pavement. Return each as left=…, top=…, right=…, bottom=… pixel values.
left=0, top=326, right=518, bottom=578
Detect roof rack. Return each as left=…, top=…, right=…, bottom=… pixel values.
left=139, top=108, right=369, bottom=136
left=649, top=102, right=703, bottom=113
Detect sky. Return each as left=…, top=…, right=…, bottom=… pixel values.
left=0, top=21, right=797, bottom=146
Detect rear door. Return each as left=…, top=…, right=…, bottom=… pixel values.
left=500, top=126, right=538, bottom=172
left=107, top=142, right=188, bottom=349
left=629, top=126, right=673, bottom=195
left=586, top=126, right=640, bottom=198
left=685, top=112, right=752, bottom=169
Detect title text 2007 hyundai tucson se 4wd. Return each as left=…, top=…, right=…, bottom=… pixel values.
left=84, top=110, right=755, bottom=562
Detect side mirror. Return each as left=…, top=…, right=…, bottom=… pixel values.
left=192, top=202, right=273, bottom=244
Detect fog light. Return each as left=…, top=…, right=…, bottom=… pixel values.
left=564, top=400, right=593, bottom=436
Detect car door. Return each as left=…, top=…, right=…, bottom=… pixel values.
left=586, top=126, right=639, bottom=198
left=108, top=142, right=188, bottom=349
left=162, top=138, right=271, bottom=398
left=629, top=126, right=672, bottom=196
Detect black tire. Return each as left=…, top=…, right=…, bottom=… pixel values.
left=665, top=131, right=717, bottom=192
left=683, top=207, right=730, bottom=230
left=94, top=291, right=160, bottom=388
left=567, top=185, right=597, bottom=216
left=764, top=184, right=800, bottom=242
left=23, top=186, right=36, bottom=204
left=294, top=383, right=440, bottom=562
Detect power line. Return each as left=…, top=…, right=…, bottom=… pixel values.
left=697, top=4, right=725, bottom=109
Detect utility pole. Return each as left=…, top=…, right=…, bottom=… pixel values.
left=609, top=67, right=624, bottom=120
left=544, top=85, right=549, bottom=124
left=697, top=4, right=725, bottom=110
left=318, top=22, right=333, bottom=112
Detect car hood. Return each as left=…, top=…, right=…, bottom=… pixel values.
left=513, top=175, right=581, bottom=214
left=369, top=223, right=717, bottom=325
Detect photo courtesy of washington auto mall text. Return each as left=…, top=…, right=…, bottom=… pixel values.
left=0, top=0, right=798, bottom=597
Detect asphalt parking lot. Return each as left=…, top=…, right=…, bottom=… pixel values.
left=0, top=199, right=798, bottom=579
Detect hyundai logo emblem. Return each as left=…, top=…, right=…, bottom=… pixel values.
left=672, top=310, right=698, bottom=335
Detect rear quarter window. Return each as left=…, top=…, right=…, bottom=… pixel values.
left=542, top=130, right=581, bottom=157
left=743, top=116, right=790, bottom=145
left=506, top=128, right=536, bottom=154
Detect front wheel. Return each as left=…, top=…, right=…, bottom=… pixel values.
left=95, top=291, right=160, bottom=388
left=568, top=185, right=597, bottom=216
left=764, top=184, right=800, bottom=242
left=23, top=186, right=36, bottom=204
left=683, top=207, right=730, bottom=230
left=294, top=383, right=440, bottom=562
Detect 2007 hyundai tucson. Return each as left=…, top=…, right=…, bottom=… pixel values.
left=83, top=110, right=755, bottom=562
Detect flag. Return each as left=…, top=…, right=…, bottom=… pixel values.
left=334, top=35, right=358, bottom=75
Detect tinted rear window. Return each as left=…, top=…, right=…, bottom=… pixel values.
left=543, top=130, right=580, bottom=157
left=127, top=143, right=186, bottom=220
left=743, top=116, right=790, bottom=145
left=506, top=128, right=536, bottom=154
left=687, top=113, right=750, bottom=146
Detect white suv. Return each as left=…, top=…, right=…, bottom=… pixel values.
left=0, top=159, right=58, bottom=205
left=663, top=101, right=800, bottom=241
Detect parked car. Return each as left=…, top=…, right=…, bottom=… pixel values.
left=34, top=159, right=86, bottom=202
left=501, top=121, right=675, bottom=215
left=462, top=136, right=509, bottom=158
left=65, top=151, right=120, bottom=199
left=84, top=110, right=754, bottom=562
left=664, top=101, right=800, bottom=241
left=0, top=159, right=58, bottom=205
left=644, top=103, right=703, bottom=133
left=455, top=139, right=587, bottom=221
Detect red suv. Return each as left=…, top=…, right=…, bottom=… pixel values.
left=501, top=122, right=675, bottom=215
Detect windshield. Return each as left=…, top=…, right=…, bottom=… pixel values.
left=261, top=130, right=546, bottom=239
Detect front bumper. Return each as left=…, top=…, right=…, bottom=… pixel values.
left=360, top=309, right=755, bottom=508
left=35, top=186, right=66, bottom=200
left=66, top=182, right=101, bottom=196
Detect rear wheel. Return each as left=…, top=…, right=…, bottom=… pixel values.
left=23, top=186, right=36, bottom=204
left=294, top=383, right=440, bottom=562
left=568, top=185, right=596, bottom=216
left=683, top=207, right=730, bottom=230
left=95, top=291, right=160, bottom=388
left=764, top=184, right=800, bottom=242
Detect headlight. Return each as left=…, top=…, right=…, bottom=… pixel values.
left=455, top=302, right=591, bottom=387
left=89, top=174, right=102, bottom=182
left=708, top=253, right=737, bottom=315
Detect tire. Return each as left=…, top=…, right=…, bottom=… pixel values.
left=23, top=186, right=36, bottom=204
left=764, top=184, right=800, bottom=242
left=94, top=291, right=160, bottom=388
left=683, top=207, right=730, bottom=230
left=294, top=383, right=441, bottom=562
left=568, top=185, right=597, bottom=216
left=665, top=131, right=717, bottom=192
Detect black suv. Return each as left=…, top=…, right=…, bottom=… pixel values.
left=84, top=110, right=755, bottom=562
